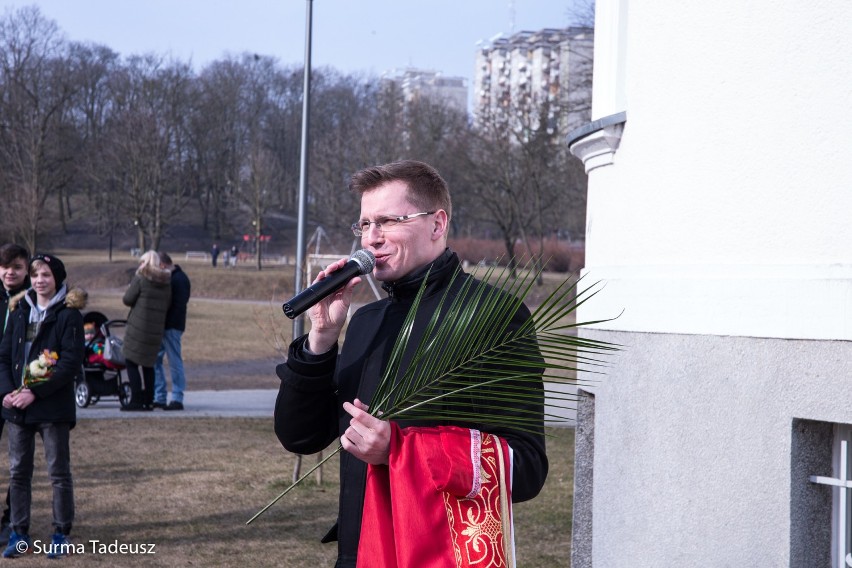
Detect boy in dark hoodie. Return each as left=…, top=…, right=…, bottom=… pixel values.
left=0, top=244, right=29, bottom=334
left=0, top=244, right=29, bottom=544
left=0, top=254, right=85, bottom=558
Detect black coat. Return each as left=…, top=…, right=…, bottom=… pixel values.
left=164, top=265, right=191, bottom=331
left=0, top=287, right=85, bottom=426
left=1, top=279, right=29, bottom=336
left=274, top=250, right=548, bottom=567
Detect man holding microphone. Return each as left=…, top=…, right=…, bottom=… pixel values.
left=274, top=160, right=548, bottom=567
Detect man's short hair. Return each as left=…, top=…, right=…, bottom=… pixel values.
left=0, top=243, right=28, bottom=267
left=159, top=252, right=173, bottom=266
left=349, top=160, right=452, bottom=222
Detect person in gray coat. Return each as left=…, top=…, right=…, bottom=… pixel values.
left=120, top=251, right=171, bottom=411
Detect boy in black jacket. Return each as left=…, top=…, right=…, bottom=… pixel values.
left=0, top=254, right=84, bottom=559
left=0, top=244, right=29, bottom=329
left=0, top=243, right=29, bottom=544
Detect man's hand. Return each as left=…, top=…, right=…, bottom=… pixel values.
left=306, top=257, right=362, bottom=354
left=341, top=398, right=390, bottom=465
left=2, top=392, right=15, bottom=409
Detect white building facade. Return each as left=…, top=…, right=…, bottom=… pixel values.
left=475, top=27, right=593, bottom=136
left=568, top=1, right=852, bottom=566
left=380, top=68, right=468, bottom=114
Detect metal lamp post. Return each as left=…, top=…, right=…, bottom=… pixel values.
left=292, top=0, right=313, bottom=341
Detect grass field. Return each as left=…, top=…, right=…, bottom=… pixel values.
left=2, top=420, right=573, bottom=567
left=2, top=250, right=578, bottom=565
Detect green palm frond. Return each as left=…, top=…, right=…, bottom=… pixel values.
left=370, top=261, right=618, bottom=430
left=247, top=261, right=618, bottom=524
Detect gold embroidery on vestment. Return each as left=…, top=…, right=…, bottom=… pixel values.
left=443, top=433, right=508, bottom=567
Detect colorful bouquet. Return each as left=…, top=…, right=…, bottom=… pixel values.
left=19, top=349, right=59, bottom=392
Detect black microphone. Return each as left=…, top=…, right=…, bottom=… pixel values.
left=282, top=249, right=376, bottom=319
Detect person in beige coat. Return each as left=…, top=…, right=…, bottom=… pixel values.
left=120, top=251, right=171, bottom=411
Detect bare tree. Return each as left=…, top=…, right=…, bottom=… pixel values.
left=103, top=55, right=193, bottom=251
left=68, top=41, right=125, bottom=259
left=189, top=57, right=252, bottom=241
left=568, top=0, right=596, bottom=28
left=307, top=70, right=382, bottom=242
left=264, top=63, right=305, bottom=214
left=0, top=6, right=77, bottom=252
left=232, top=144, right=283, bottom=270
left=459, top=96, right=587, bottom=277
left=188, top=54, right=302, bottom=253
left=363, top=77, right=407, bottom=164
left=460, top=126, right=526, bottom=273
left=403, top=96, right=471, bottom=171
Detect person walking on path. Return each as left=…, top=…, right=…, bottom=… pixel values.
left=0, top=253, right=85, bottom=558
left=153, top=252, right=190, bottom=411
left=211, top=243, right=219, bottom=268
left=121, top=251, right=171, bottom=411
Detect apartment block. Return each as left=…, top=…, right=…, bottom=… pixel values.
left=475, top=27, right=593, bottom=136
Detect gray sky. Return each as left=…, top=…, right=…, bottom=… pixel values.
left=2, top=1, right=581, bottom=85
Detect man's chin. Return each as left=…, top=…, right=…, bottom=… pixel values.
left=373, top=267, right=397, bottom=283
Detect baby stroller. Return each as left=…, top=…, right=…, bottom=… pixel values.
left=76, top=311, right=132, bottom=408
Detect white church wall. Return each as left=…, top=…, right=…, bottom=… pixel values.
left=579, top=0, right=852, bottom=340
left=573, top=1, right=852, bottom=566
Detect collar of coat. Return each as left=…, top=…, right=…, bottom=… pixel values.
left=9, top=286, right=88, bottom=312
left=381, top=248, right=460, bottom=302
left=138, top=264, right=172, bottom=285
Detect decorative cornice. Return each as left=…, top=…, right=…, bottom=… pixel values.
left=567, top=111, right=627, bottom=173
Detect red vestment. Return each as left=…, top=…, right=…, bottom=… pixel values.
left=358, top=423, right=515, bottom=568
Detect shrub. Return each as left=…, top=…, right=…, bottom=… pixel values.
left=448, top=238, right=584, bottom=273
left=448, top=238, right=507, bottom=266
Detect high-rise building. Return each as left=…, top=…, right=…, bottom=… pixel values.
left=381, top=68, right=468, bottom=114
left=474, top=27, right=594, bottom=136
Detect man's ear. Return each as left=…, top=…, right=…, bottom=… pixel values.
left=431, top=210, right=449, bottom=241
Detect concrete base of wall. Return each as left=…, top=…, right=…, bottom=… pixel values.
left=572, top=388, right=595, bottom=568
left=573, top=329, right=852, bottom=566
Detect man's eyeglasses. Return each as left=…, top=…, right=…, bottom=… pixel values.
left=351, top=211, right=435, bottom=237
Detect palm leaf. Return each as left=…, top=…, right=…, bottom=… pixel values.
left=372, top=261, right=618, bottom=429
left=247, top=261, right=619, bottom=524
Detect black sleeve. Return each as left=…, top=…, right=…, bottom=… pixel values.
left=0, top=318, right=15, bottom=397
left=273, top=335, right=341, bottom=454
left=490, top=424, right=548, bottom=503
left=478, top=302, right=549, bottom=503
left=173, top=272, right=191, bottom=305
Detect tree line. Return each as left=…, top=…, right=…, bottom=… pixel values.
left=0, top=5, right=589, bottom=267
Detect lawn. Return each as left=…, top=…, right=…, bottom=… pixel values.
left=4, top=420, right=573, bottom=567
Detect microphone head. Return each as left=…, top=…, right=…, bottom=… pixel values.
left=350, top=249, right=375, bottom=275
